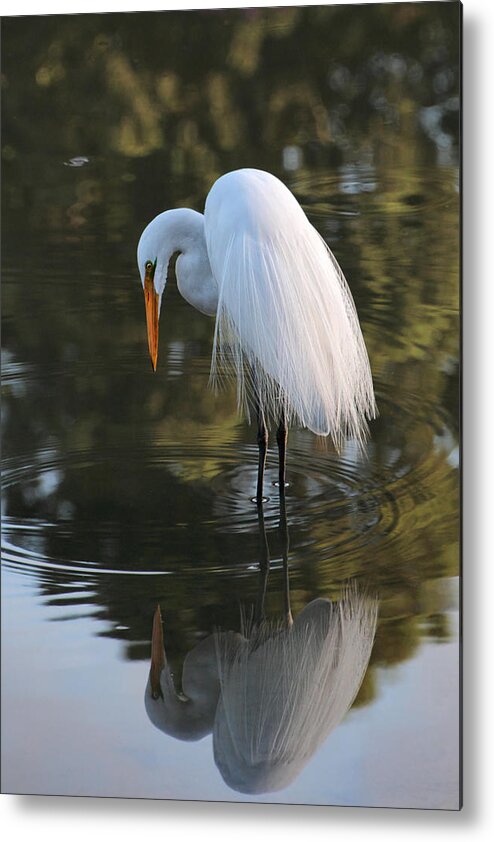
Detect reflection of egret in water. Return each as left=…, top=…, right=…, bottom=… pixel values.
left=145, top=608, right=241, bottom=742
left=145, top=491, right=377, bottom=794
left=214, top=590, right=378, bottom=794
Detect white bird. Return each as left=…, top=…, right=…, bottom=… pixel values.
left=213, top=589, right=378, bottom=794
left=137, top=168, right=376, bottom=501
left=145, top=494, right=378, bottom=794
left=145, top=591, right=378, bottom=794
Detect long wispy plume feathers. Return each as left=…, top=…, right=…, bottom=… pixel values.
left=205, top=169, right=377, bottom=446
left=213, top=587, right=378, bottom=794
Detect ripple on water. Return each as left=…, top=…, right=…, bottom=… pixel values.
left=1, top=344, right=213, bottom=390
left=291, top=167, right=457, bottom=220
left=2, top=368, right=456, bottom=584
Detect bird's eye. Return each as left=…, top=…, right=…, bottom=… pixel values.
left=145, top=260, right=154, bottom=272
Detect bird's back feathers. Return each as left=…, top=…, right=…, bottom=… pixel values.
left=205, top=169, right=376, bottom=444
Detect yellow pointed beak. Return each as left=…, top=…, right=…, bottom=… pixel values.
left=150, top=604, right=165, bottom=699
left=143, top=262, right=159, bottom=372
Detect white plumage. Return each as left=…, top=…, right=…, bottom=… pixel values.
left=205, top=169, right=376, bottom=443
left=145, top=589, right=378, bottom=794
left=138, top=168, right=376, bottom=451
left=213, top=589, right=378, bottom=794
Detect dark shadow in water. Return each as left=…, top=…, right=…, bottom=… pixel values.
left=144, top=490, right=378, bottom=795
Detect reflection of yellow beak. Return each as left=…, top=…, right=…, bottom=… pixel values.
left=144, top=264, right=159, bottom=372
left=150, top=604, right=165, bottom=699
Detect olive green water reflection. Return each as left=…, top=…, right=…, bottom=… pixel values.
left=1, top=3, right=459, bottom=806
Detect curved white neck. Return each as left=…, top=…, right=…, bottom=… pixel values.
left=145, top=669, right=217, bottom=741
left=137, top=208, right=218, bottom=316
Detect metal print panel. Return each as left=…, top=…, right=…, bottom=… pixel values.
left=1, top=1, right=461, bottom=809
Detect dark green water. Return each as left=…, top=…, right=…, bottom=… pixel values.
left=1, top=4, right=460, bottom=807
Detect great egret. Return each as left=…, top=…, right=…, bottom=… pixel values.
left=213, top=588, right=378, bottom=794
left=145, top=492, right=378, bottom=794
left=137, top=168, right=376, bottom=501
left=146, top=590, right=377, bottom=795
left=146, top=589, right=377, bottom=795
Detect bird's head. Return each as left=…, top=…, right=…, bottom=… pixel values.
left=137, top=207, right=212, bottom=369
left=137, top=214, right=172, bottom=372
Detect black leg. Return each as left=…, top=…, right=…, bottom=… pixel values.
left=254, top=499, right=270, bottom=627
left=256, top=402, right=268, bottom=505
left=276, top=408, right=288, bottom=490
left=278, top=480, right=293, bottom=627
